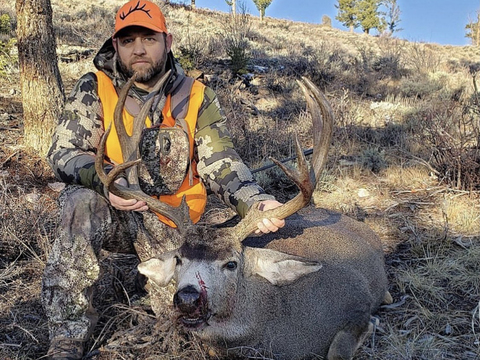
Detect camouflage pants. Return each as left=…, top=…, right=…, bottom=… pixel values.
left=41, top=185, right=179, bottom=342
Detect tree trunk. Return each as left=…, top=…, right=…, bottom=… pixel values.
left=191, top=0, right=195, bottom=9
left=476, top=12, right=480, bottom=46
left=16, top=0, right=64, bottom=156
left=232, top=0, right=236, bottom=17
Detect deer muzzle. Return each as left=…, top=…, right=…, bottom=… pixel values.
left=173, top=285, right=210, bottom=329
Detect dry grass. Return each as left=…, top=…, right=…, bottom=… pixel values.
left=0, top=0, right=479, bottom=359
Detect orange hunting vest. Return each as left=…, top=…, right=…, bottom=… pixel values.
left=96, top=71, right=207, bottom=227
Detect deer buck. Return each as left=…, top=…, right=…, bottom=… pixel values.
left=96, top=73, right=392, bottom=360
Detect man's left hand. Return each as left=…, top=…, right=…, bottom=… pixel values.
left=255, top=199, right=285, bottom=234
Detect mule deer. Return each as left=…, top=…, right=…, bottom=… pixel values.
left=96, top=74, right=391, bottom=360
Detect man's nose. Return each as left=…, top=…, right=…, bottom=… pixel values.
left=132, top=38, right=146, bottom=55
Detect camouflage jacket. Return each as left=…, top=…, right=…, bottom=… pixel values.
left=47, top=38, right=274, bottom=218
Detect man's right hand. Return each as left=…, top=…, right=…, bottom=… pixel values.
left=109, top=178, right=148, bottom=212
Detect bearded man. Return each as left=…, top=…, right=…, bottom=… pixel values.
left=42, top=1, right=284, bottom=359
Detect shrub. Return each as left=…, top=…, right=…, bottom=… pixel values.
left=221, top=10, right=252, bottom=77
left=0, top=13, right=12, bottom=35
left=360, top=147, right=388, bottom=173
left=404, top=42, right=441, bottom=74
left=0, top=38, right=18, bottom=76
left=399, top=74, right=443, bottom=98
left=321, top=15, right=332, bottom=27
left=413, top=96, right=480, bottom=191
left=177, top=40, right=202, bottom=71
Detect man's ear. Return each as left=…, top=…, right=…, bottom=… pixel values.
left=165, top=33, right=173, bottom=53
left=112, top=37, right=118, bottom=52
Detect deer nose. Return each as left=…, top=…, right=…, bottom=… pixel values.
left=174, top=285, right=201, bottom=314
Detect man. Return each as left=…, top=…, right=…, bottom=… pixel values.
left=42, top=0, right=284, bottom=358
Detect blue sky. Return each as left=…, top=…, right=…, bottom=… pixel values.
left=193, top=0, right=479, bottom=46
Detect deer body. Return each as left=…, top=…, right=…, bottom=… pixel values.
left=139, top=206, right=389, bottom=359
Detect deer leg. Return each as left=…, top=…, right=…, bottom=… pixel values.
left=326, top=312, right=372, bottom=360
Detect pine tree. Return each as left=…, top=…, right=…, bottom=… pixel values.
left=335, top=0, right=358, bottom=32
left=357, top=0, right=384, bottom=34
left=253, top=0, right=273, bottom=21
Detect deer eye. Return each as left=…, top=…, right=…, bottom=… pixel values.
left=224, top=261, right=237, bottom=271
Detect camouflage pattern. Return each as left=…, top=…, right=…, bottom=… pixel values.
left=42, top=185, right=180, bottom=343
left=195, top=87, right=273, bottom=217
left=138, top=126, right=190, bottom=195
left=43, top=37, right=274, bottom=352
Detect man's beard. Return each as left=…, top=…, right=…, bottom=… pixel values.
left=118, top=53, right=167, bottom=83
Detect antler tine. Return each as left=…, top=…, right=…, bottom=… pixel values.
left=233, top=78, right=334, bottom=241
left=297, top=76, right=334, bottom=181
left=95, top=70, right=189, bottom=230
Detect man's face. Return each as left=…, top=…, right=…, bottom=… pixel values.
left=113, top=26, right=172, bottom=84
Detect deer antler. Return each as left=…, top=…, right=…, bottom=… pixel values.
left=233, top=77, right=334, bottom=241
left=95, top=71, right=189, bottom=230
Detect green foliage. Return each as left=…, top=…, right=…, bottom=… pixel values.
left=177, top=44, right=201, bottom=71
left=252, top=0, right=273, bottom=20
left=335, top=0, right=358, bottom=31
left=356, top=0, right=384, bottom=34
left=0, top=13, right=12, bottom=35
left=360, top=147, right=387, bottom=173
left=336, top=0, right=386, bottom=34
left=221, top=10, right=251, bottom=77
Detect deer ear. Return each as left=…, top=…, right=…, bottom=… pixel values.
left=138, top=255, right=176, bottom=287
left=244, top=247, right=322, bottom=286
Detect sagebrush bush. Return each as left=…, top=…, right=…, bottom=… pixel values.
left=54, top=5, right=114, bottom=46
left=399, top=74, right=443, bottom=98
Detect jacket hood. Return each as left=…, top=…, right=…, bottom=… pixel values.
left=93, top=37, right=185, bottom=96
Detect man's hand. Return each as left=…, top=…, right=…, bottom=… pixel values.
left=109, top=178, right=148, bottom=212
left=255, top=199, right=285, bottom=234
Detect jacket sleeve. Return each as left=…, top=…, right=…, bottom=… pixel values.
left=47, top=72, right=110, bottom=195
left=195, top=86, right=275, bottom=218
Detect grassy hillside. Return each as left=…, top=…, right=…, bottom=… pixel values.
left=0, top=1, right=479, bottom=359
